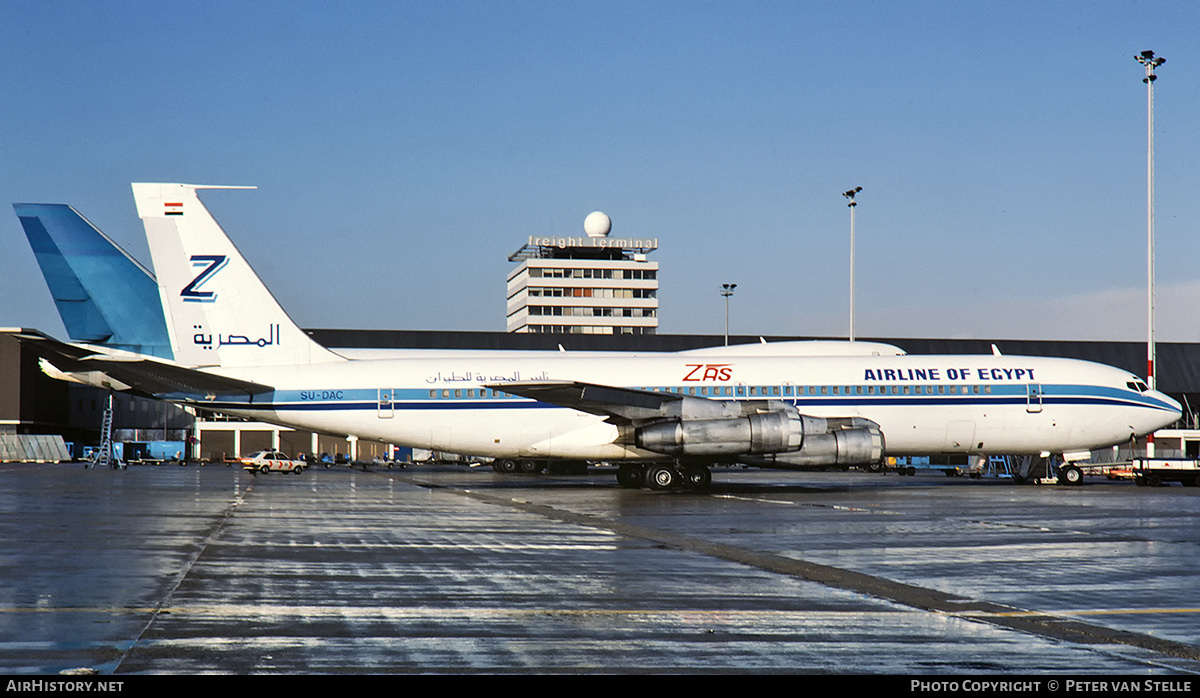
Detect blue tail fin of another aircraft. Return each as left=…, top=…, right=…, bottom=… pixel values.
left=14, top=203, right=173, bottom=360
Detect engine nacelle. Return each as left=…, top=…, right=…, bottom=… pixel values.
left=743, top=423, right=884, bottom=468
left=636, top=410, right=806, bottom=456
left=635, top=410, right=884, bottom=466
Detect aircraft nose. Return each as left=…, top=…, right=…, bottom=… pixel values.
left=1150, top=390, right=1182, bottom=428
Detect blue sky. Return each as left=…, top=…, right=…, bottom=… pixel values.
left=3, top=1, right=1198, bottom=342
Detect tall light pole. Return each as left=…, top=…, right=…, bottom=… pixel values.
left=843, top=187, right=862, bottom=341
left=1136, top=50, right=1164, bottom=392
left=1136, top=50, right=1165, bottom=457
left=721, top=283, right=737, bottom=346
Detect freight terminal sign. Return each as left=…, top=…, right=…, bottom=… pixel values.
left=528, top=235, right=659, bottom=251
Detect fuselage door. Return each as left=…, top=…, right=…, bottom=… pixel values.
left=1026, top=384, right=1043, bottom=413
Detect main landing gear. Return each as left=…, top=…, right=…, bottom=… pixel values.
left=617, top=463, right=712, bottom=491
left=493, top=458, right=542, bottom=474
left=492, top=459, right=589, bottom=475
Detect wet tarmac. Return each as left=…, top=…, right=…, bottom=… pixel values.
left=1, top=462, right=1199, bottom=674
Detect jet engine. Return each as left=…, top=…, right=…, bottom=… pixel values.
left=635, top=407, right=884, bottom=466
left=740, top=418, right=884, bottom=468
left=636, top=410, right=806, bottom=456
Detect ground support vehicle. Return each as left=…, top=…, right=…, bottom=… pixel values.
left=240, top=450, right=307, bottom=474
left=964, top=455, right=1015, bottom=480
left=1131, top=458, right=1200, bottom=487
left=879, top=456, right=966, bottom=477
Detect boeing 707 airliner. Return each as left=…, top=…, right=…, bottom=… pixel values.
left=14, top=184, right=1181, bottom=489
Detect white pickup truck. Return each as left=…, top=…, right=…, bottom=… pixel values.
left=240, top=450, right=307, bottom=474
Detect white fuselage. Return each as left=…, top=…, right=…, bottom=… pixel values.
left=190, top=351, right=1180, bottom=462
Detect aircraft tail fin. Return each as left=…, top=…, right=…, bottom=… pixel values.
left=14, top=203, right=173, bottom=359
left=132, top=183, right=344, bottom=367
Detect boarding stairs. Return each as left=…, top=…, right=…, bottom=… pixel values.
left=91, top=393, right=117, bottom=469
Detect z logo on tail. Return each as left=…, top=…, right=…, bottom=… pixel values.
left=181, top=255, right=228, bottom=303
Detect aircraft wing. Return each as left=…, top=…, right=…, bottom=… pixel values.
left=14, top=331, right=274, bottom=399
left=490, top=380, right=674, bottom=422
left=490, top=380, right=755, bottom=424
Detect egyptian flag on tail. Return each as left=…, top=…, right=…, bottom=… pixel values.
left=164, top=201, right=184, bottom=216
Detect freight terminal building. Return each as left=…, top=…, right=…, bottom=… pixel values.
left=506, top=212, right=659, bottom=335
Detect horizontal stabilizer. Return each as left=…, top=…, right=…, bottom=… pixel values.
left=15, top=331, right=273, bottom=399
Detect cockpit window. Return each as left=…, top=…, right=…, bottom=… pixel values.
left=1127, top=380, right=1149, bottom=393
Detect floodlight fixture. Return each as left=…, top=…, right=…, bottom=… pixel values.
left=843, top=187, right=862, bottom=340
left=721, top=283, right=737, bottom=346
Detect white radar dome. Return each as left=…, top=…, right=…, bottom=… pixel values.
left=584, top=211, right=611, bottom=238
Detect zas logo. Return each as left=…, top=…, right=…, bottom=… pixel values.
left=181, top=255, right=228, bottom=303
left=682, top=363, right=733, bottom=382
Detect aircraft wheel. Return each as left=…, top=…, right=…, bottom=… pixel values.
left=645, top=464, right=679, bottom=490
left=617, top=464, right=645, bottom=488
left=499, top=459, right=518, bottom=473
left=680, top=466, right=712, bottom=490
left=1059, top=465, right=1084, bottom=486
left=519, top=460, right=539, bottom=474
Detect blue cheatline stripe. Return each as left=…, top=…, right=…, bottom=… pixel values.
left=195, top=400, right=558, bottom=412
left=189, top=385, right=1176, bottom=415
